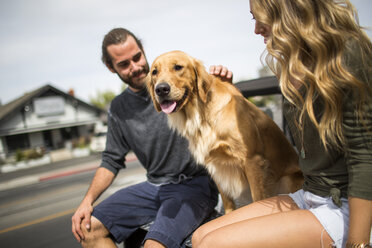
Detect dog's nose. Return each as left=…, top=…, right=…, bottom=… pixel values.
left=155, top=83, right=170, bottom=97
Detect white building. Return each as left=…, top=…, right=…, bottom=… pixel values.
left=0, top=84, right=105, bottom=159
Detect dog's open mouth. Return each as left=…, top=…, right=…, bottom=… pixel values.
left=159, top=88, right=188, bottom=114
left=160, top=101, right=177, bottom=114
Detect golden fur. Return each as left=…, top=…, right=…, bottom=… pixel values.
left=147, top=50, right=303, bottom=213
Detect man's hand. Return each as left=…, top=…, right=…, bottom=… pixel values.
left=209, top=65, right=233, bottom=83
left=71, top=167, right=115, bottom=242
left=71, top=200, right=93, bottom=242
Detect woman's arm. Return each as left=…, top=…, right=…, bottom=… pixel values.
left=342, top=82, right=372, bottom=245
left=347, top=197, right=372, bottom=245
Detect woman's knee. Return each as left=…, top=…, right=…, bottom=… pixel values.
left=192, top=225, right=208, bottom=247
left=192, top=230, right=214, bottom=248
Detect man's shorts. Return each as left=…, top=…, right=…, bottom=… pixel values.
left=289, top=189, right=349, bottom=248
left=92, top=175, right=218, bottom=248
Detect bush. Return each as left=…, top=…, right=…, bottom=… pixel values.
left=72, top=136, right=89, bottom=149
left=15, top=148, right=44, bottom=162
left=24, top=148, right=44, bottom=160
left=15, top=149, right=25, bottom=162
left=248, top=95, right=276, bottom=107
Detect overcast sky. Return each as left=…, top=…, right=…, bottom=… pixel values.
left=0, top=0, right=371, bottom=105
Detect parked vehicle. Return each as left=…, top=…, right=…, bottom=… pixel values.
left=90, top=124, right=107, bottom=153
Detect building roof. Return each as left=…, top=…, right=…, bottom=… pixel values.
left=0, top=84, right=105, bottom=123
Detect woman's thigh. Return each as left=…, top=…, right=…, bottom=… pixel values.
left=193, top=195, right=333, bottom=248
left=194, top=195, right=298, bottom=239
left=198, top=209, right=333, bottom=248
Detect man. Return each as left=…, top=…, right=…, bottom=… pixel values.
left=71, top=28, right=232, bottom=248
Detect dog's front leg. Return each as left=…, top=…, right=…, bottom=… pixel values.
left=244, top=155, right=274, bottom=201
left=217, top=186, right=236, bottom=214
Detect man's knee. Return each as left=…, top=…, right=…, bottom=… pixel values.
left=81, top=217, right=110, bottom=246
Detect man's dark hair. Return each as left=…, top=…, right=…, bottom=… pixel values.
left=101, top=28, right=144, bottom=70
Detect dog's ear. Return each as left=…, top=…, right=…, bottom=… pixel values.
left=192, top=58, right=212, bottom=103
left=145, top=73, right=162, bottom=112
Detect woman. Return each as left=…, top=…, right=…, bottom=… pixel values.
left=192, top=0, right=372, bottom=247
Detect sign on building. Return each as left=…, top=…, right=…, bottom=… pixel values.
left=34, top=96, right=65, bottom=116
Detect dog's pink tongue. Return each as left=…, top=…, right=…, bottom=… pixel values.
left=160, top=101, right=177, bottom=114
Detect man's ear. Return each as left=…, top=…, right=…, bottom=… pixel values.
left=145, top=74, right=162, bottom=112
left=192, top=58, right=212, bottom=103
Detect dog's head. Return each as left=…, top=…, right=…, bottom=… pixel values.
left=147, top=50, right=212, bottom=114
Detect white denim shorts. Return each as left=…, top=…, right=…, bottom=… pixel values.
left=288, top=189, right=349, bottom=248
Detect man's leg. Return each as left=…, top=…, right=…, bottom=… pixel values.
left=144, top=176, right=218, bottom=248
left=91, top=182, right=161, bottom=245
left=80, top=216, right=167, bottom=248
left=81, top=216, right=116, bottom=248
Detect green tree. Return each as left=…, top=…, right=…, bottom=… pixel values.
left=89, top=90, right=116, bottom=110
left=258, top=65, right=274, bottom=77
left=249, top=65, right=278, bottom=107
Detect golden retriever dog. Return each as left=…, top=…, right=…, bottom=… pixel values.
left=147, top=50, right=303, bottom=213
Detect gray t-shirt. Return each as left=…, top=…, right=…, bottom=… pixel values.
left=100, top=87, right=206, bottom=184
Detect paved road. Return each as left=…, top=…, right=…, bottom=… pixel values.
left=0, top=153, right=101, bottom=183
left=0, top=157, right=146, bottom=248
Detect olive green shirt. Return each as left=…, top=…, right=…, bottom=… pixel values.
left=283, top=40, right=372, bottom=207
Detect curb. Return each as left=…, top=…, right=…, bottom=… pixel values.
left=39, top=165, right=98, bottom=181
left=0, top=153, right=138, bottom=191
left=38, top=153, right=138, bottom=182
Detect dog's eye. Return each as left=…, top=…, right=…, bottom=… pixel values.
left=152, top=69, right=158, bottom=76
left=174, top=65, right=183, bottom=71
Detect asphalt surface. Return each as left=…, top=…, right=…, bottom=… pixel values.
left=0, top=152, right=137, bottom=192
left=0, top=154, right=143, bottom=248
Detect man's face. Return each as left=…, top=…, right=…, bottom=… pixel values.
left=106, top=36, right=149, bottom=91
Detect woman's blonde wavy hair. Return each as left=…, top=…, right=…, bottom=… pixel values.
left=251, top=0, right=372, bottom=150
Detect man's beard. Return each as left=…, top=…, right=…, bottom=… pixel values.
left=115, top=64, right=149, bottom=90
